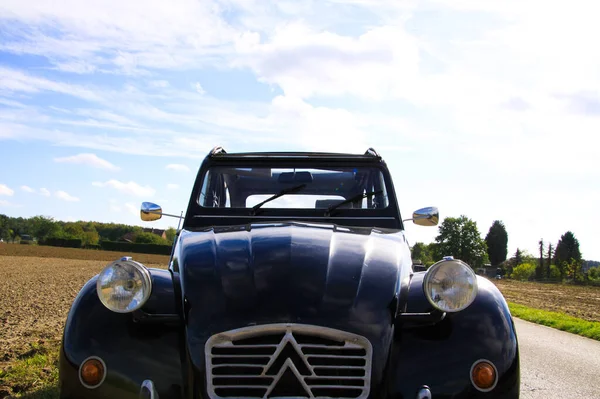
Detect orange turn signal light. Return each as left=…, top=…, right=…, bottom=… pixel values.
left=79, top=357, right=106, bottom=388
left=470, top=360, right=497, bottom=391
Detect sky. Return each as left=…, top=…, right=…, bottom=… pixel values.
left=0, top=0, right=598, bottom=260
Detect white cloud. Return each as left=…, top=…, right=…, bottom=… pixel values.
left=54, top=153, right=120, bottom=171
left=52, top=60, right=97, bottom=74
left=69, top=109, right=140, bottom=127
left=92, top=179, right=156, bottom=197
left=167, top=183, right=179, bottom=190
left=0, top=0, right=237, bottom=73
left=55, top=190, right=80, bottom=202
left=194, top=82, right=206, bottom=95
left=20, top=185, right=35, bottom=193
left=0, top=66, right=102, bottom=101
left=234, top=23, right=419, bottom=100
left=166, top=164, right=191, bottom=172
left=39, top=188, right=51, bottom=197
left=149, top=80, right=170, bottom=88
left=0, top=184, right=14, bottom=196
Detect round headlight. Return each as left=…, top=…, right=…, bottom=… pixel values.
left=96, top=257, right=152, bottom=313
left=423, top=258, right=477, bottom=312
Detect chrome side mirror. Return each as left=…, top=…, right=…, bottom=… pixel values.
left=141, top=202, right=162, bottom=221
left=410, top=206, right=439, bottom=226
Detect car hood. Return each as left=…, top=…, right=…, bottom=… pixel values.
left=177, top=221, right=411, bottom=336
left=176, top=221, right=412, bottom=390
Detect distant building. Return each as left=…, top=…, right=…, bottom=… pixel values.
left=20, top=234, right=34, bottom=244
left=143, top=228, right=167, bottom=239
left=477, top=264, right=503, bottom=278
left=120, top=228, right=167, bottom=243
left=412, top=259, right=427, bottom=272
left=120, top=232, right=136, bottom=243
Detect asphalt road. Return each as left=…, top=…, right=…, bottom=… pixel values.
left=515, top=318, right=600, bottom=398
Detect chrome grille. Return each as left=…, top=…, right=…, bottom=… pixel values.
left=205, top=324, right=372, bottom=399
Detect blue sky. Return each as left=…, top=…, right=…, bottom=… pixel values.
left=0, top=0, right=599, bottom=260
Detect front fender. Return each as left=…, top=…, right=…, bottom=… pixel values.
left=59, top=268, right=184, bottom=399
left=387, top=273, right=520, bottom=398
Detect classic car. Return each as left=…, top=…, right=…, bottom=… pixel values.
left=58, top=147, right=520, bottom=399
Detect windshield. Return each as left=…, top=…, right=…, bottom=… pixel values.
left=198, top=166, right=389, bottom=210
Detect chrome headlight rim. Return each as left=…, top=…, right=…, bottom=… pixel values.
left=423, top=257, right=478, bottom=313
left=96, top=257, right=152, bottom=314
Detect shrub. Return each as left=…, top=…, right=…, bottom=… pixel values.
left=100, top=241, right=172, bottom=255
left=134, top=232, right=170, bottom=245
left=510, top=262, right=536, bottom=281
left=39, top=237, right=82, bottom=248
left=549, top=264, right=562, bottom=281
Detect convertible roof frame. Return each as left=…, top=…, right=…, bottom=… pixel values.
left=207, top=146, right=382, bottom=160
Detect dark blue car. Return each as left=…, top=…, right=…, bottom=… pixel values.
left=59, top=147, right=520, bottom=398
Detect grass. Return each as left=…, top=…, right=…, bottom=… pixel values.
left=0, top=342, right=59, bottom=399
left=508, top=302, right=600, bottom=341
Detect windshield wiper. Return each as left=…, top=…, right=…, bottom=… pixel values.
left=250, top=184, right=307, bottom=215
left=325, top=190, right=383, bottom=216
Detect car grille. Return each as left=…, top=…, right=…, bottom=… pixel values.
left=205, top=324, right=372, bottom=399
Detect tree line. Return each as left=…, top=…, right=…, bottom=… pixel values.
left=0, top=214, right=176, bottom=247
left=411, top=216, right=598, bottom=284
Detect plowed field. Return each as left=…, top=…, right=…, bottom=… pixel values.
left=493, top=279, right=600, bottom=322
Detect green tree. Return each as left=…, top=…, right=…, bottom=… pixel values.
left=29, top=215, right=60, bottom=240
left=0, top=214, right=10, bottom=241
left=134, top=232, right=170, bottom=245
left=78, top=222, right=100, bottom=246
left=63, top=222, right=85, bottom=239
left=411, top=242, right=435, bottom=266
left=514, top=248, right=523, bottom=268
left=82, top=228, right=100, bottom=246
left=511, top=262, right=536, bottom=281
left=95, top=222, right=142, bottom=242
left=554, top=231, right=582, bottom=280
left=8, top=217, right=28, bottom=240
left=165, top=227, right=177, bottom=243
left=484, top=220, right=508, bottom=267
left=504, top=248, right=526, bottom=276
left=434, top=215, right=489, bottom=268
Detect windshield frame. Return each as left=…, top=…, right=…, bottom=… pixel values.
left=183, top=155, right=403, bottom=230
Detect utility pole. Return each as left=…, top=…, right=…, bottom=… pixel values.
left=547, top=243, right=553, bottom=279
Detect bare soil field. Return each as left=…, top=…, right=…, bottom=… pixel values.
left=0, top=244, right=170, bottom=265
left=493, top=279, right=600, bottom=322
left=0, top=246, right=168, bottom=397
